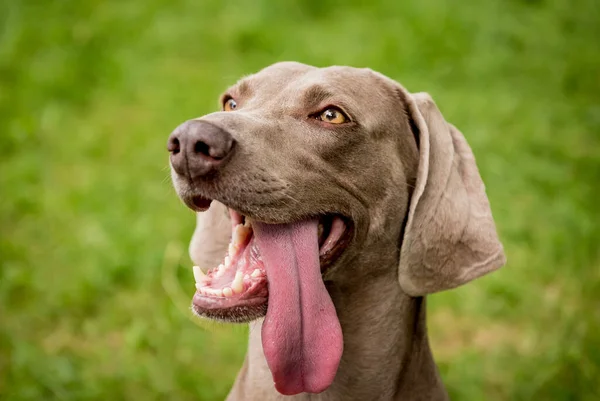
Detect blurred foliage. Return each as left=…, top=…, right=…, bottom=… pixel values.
left=1, top=0, right=599, bottom=400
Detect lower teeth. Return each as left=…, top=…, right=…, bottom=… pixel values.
left=193, top=219, right=268, bottom=298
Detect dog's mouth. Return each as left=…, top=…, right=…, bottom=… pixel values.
left=191, top=211, right=348, bottom=317
left=189, top=197, right=350, bottom=395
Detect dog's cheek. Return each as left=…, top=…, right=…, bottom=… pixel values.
left=189, top=203, right=231, bottom=268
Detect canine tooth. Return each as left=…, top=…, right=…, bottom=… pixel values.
left=224, top=256, right=231, bottom=266
left=251, top=269, right=262, bottom=278
left=228, top=243, right=236, bottom=256
left=193, top=265, right=206, bottom=283
left=244, top=218, right=252, bottom=228
left=234, top=224, right=251, bottom=244
left=223, top=287, right=233, bottom=297
left=232, top=271, right=244, bottom=294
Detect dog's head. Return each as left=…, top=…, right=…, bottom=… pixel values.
left=168, top=62, right=505, bottom=395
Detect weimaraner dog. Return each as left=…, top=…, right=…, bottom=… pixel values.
left=167, top=62, right=505, bottom=401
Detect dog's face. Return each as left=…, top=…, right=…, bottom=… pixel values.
left=169, top=62, right=420, bottom=318
left=171, top=63, right=419, bottom=258
left=167, top=62, right=504, bottom=395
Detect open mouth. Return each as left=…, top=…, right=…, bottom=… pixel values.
left=188, top=197, right=351, bottom=395
left=191, top=208, right=349, bottom=320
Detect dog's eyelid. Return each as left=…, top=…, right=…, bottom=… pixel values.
left=311, top=104, right=353, bottom=123
left=220, top=94, right=233, bottom=104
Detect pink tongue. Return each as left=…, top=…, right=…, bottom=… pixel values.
left=253, top=220, right=343, bottom=395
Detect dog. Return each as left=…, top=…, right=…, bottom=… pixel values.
left=167, top=62, right=505, bottom=401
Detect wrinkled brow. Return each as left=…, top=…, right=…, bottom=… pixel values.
left=301, top=85, right=335, bottom=110
left=221, top=79, right=253, bottom=102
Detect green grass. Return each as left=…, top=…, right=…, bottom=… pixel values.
left=1, top=0, right=599, bottom=399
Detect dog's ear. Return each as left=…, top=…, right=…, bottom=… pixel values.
left=397, top=91, right=505, bottom=296
left=189, top=201, right=231, bottom=271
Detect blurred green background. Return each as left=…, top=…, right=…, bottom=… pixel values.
left=1, top=0, right=599, bottom=400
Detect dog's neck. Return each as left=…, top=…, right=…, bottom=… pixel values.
left=227, top=257, right=449, bottom=401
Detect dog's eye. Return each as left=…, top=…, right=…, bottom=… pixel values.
left=316, top=108, right=347, bottom=124
left=223, top=98, right=237, bottom=111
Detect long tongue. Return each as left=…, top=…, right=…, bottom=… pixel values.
left=253, top=220, right=343, bottom=395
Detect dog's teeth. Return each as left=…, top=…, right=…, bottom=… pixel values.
left=223, top=287, right=233, bottom=297
left=251, top=269, right=262, bottom=278
left=215, top=263, right=226, bottom=278
left=193, top=265, right=207, bottom=283
left=244, top=218, right=252, bottom=228
left=231, top=271, right=244, bottom=294
left=228, top=243, right=236, bottom=256
left=234, top=224, right=251, bottom=245
left=205, top=287, right=222, bottom=297
left=224, top=256, right=231, bottom=267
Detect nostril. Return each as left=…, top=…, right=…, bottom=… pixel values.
left=194, top=140, right=211, bottom=157
left=168, top=137, right=180, bottom=154
left=194, top=140, right=225, bottom=160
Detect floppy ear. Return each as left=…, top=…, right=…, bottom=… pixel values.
left=398, top=91, right=505, bottom=296
left=189, top=201, right=231, bottom=271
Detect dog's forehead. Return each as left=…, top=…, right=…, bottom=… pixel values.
left=233, top=62, right=394, bottom=111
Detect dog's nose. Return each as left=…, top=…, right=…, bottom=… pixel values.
left=167, top=120, right=236, bottom=177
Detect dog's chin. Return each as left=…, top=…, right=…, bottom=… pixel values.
left=185, top=195, right=353, bottom=324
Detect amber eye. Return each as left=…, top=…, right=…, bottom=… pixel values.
left=224, top=98, right=237, bottom=111
left=316, top=108, right=347, bottom=124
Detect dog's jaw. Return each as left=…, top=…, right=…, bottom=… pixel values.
left=190, top=208, right=351, bottom=323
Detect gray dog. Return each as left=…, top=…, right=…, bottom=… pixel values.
left=168, top=62, right=505, bottom=401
